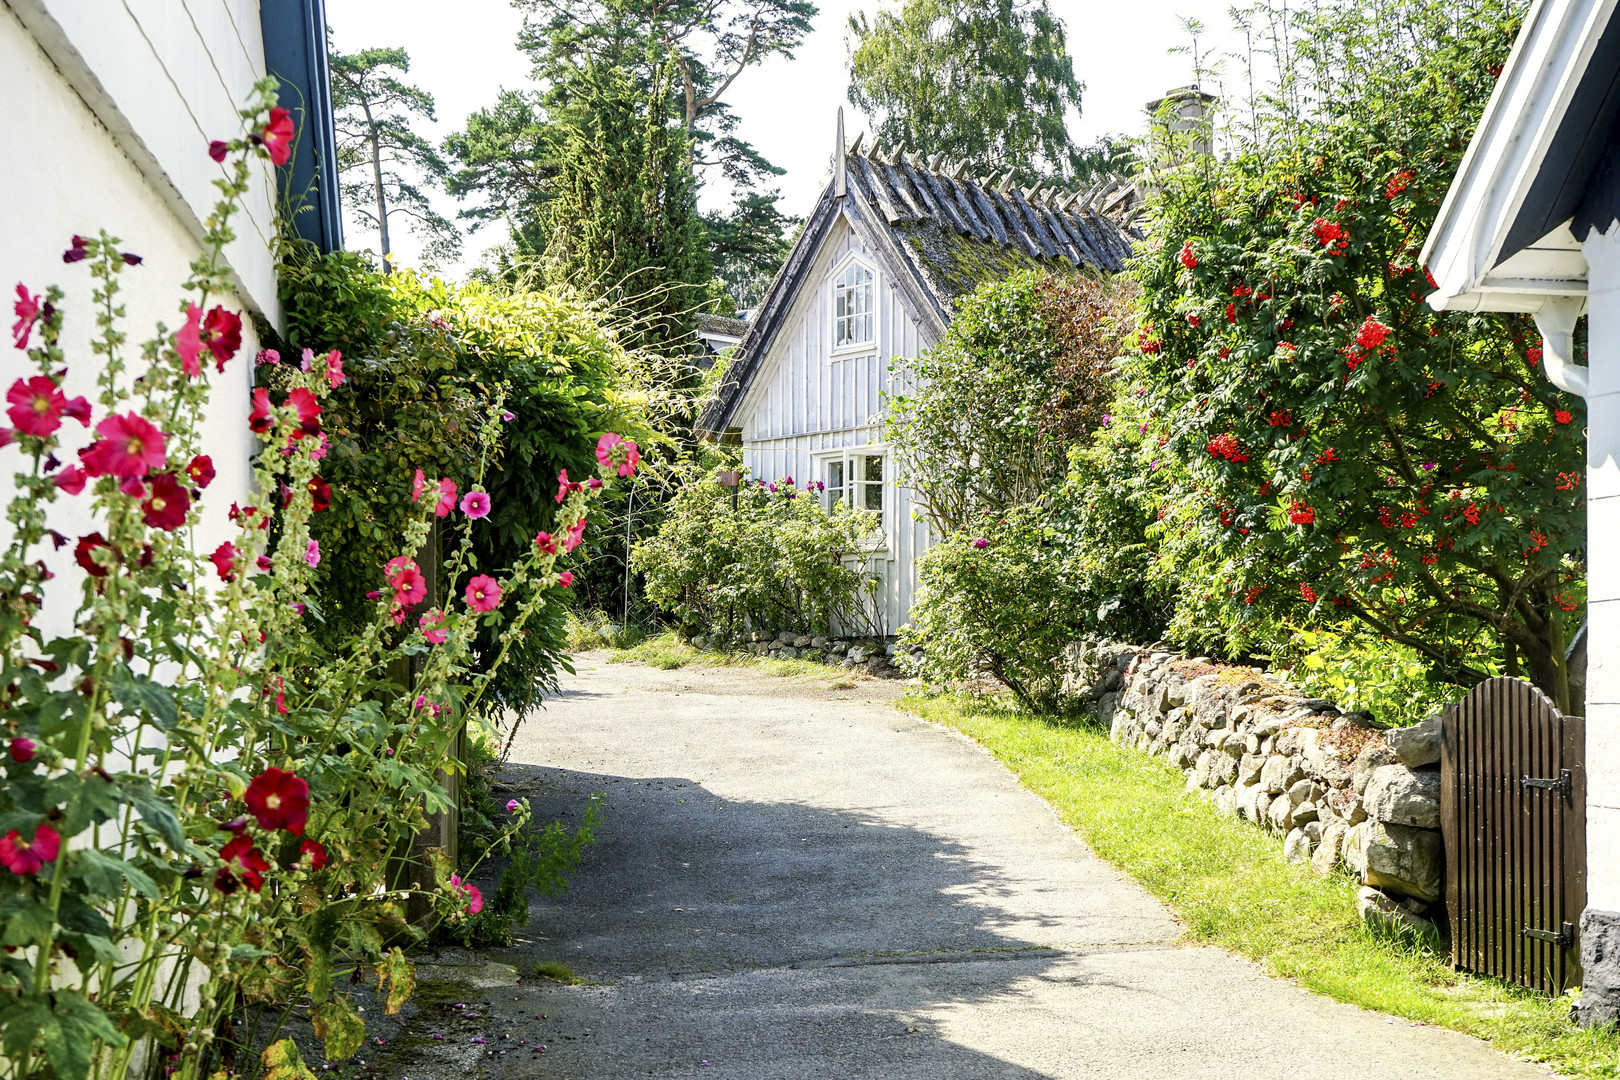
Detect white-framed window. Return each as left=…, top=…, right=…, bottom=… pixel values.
left=831, top=255, right=876, bottom=353
left=821, top=450, right=885, bottom=519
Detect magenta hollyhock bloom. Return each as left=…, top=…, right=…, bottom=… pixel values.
left=307, top=475, right=331, bottom=512
left=595, top=432, right=640, bottom=478
left=249, top=387, right=273, bottom=433
left=412, top=468, right=426, bottom=502
left=203, top=307, right=241, bottom=372
left=420, top=608, right=448, bottom=644
left=53, top=466, right=87, bottom=495
left=325, top=349, right=344, bottom=388
left=81, top=412, right=166, bottom=478
left=209, top=140, right=229, bottom=163
left=7, top=375, right=66, bottom=437
left=460, top=490, right=491, bottom=519
left=534, top=530, right=557, bottom=555
left=261, top=107, right=295, bottom=165
left=141, top=473, right=190, bottom=531
left=465, top=574, right=501, bottom=612
left=259, top=556, right=274, bottom=573
left=973, top=537, right=989, bottom=548
left=175, top=304, right=205, bottom=377
left=555, top=469, right=582, bottom=504
left=286, top=387, right=322, bottom=438
left=210, top=541, right=239, bottom=581
left=0, top=824, right=59, bottom=875
left=186, top=454, right=216, bottom=489
left=562, top=517, right=587, bottom=553
left=244, top=766, right=310, bottom=835
left=450, top=873, right=484, bottom=914
left=12, top=284, right=41, bottom=350
left=387, top=556, right=427, bottom=606
left=557, top=570, right=574, bottom=587
left=9, top=737, right=35, bottom=763
left=63, top=396, right=90, bottom=427
left=256, top=347, right=280, bottom=365
left=304, top=539, right=320, bottom=567
left=506, top=799, right=520, bottom=813
left=435, top=478, right=457, bottom=518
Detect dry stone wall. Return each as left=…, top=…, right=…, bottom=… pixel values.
left=1061, top=638, right=1447, bottom=935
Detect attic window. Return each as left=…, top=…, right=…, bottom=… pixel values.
left=833, top=259, right=875, bottom=350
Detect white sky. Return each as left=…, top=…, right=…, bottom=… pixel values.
left=327, top=0, right=1245, bottom=277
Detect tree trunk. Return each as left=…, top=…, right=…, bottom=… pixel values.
left=363, top=101, right=390, bottom=273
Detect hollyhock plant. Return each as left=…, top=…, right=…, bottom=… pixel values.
left=175, top=304, right=206, bottom=377
left=217, top=834, right=270, bottom=893
left=81, top=412, right=166, bottom=478
left=187, top=454, right=216, bottom=488
left=556, top=570, right=574, bottom=588
left=210, top=541, right=239, bottom=581
left=256, top=347, right=280, bottom=365
left=203, top=306, right=242, bottom=371
left=449, top=873, right=484, bottom=915
left=460, top=490, right=491, bottom=519
left=420, top=608, right=448, bottom=644
left=413, top=468, right=426, bottom=502
left=555, top=469, right=582, bottom=503
left=562, top=517, right=587, bottom=553
left=0, top=824, right=59, bottom=875
left=7, top=375, right=67, bottom=438
left=435, top=478, right=457, bottom=517
left=594, top=432, right=640, bottom=478
left=305, top=539, right=321, bottom=567
left=300, top=839, right=328, bottom=870
left=249, top=387, right=274, bottom=433
left=209, top=139, right=229, bottom=162
left=12, top=284, right=40, bottom=349
left=243, top=766, right=310, bottom=835
left=465, top=575, right=501, bottom=612
left=325, top=349, right=345, bottom=388
left=74, top=532, right=113, bottom=577
left=387, top=557, right=428, bottom=606
left=307, top=475, right=332, bottom=512
left=534, top=530, right=557, bottom=555
left=53, top=465, right=87, bottom=495
left=140, top=473, right=190, bottom=531
left=260, top=105, right=295, bottom=165
left=286, top=387, right=322, bottom=438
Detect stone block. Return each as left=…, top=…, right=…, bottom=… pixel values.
left=1360, top=821, right=1444, bottom=902
left=1254, top=791, right=1273, bottom=824
left=779, top=647, right=798, bottom=659
left=1268, top=792, right=1295, bottom=832
left=792, top=634, right=812, bottom=648
left=1576, top=908, right=1620, bottom=1027
left=1292, top=802, right=1319, bottom=826
left=1238, top=753, right=1265, bottom=786
left=1312, top=818, right=1348, bottom=876
left=1387, top=716, right=1443, bottom=768
left=1193, top=750, right=1218, bottom=788
left=1352, top=743, right=1398, bottom=795
left=1210, top=752, right=1239, bottom=787
left=1214, top=785, right=1238, bottom=817
left=1283, top=827, right=1315, bottom=862
left=778, top=630, right=798, bottom=644
left=1357, top=887, right=1438, bottom=938
left=1236, top=782, right=1262, bottom=822
left=1362, top=765, right=1441, bottom=829
left=1260, top=754, right=1302, bottom=794
left=811, top=635, right=829, bottom=649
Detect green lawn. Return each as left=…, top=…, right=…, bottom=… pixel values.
left=604, top=630, right=842, bottom=680
left=901, top=691, right=1620, bottom=1079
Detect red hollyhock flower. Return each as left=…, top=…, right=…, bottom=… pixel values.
left=217, top=834, right=270, bottom=893
left=249, top=387, right=273, bottom=433
left=562, top=517, right=587, bottom=553
left=63, top=396, right=91, bottom=426
left=141, top=473, right=190, bottom=531
left=386, top=557, right=427, bottom=606
left=7, top=376, right=67, bottom=437
left=210, top=542, right=239, bottom=581
left=203, top=307, right=241, bottom=371
left=286, top=387, right=321, bottom=438
left=1178, top=240, right=1198, bottom=269
left=261, top=107, right=295, bottom=166
left=0, top=824, right=59, bottom=875
left=12, top=284, right=41, bottom=350
left=300, top=839, right=328, bottom=870
left=187, top=454, right=216, bottom=488
left=53, top=465, right=87, bottom=495
left=534, top=530, right=557, bottom=555
left=74, top=532, right=113, bottom=577
left=554, top=469, right=583, bottom=504
left=80, top=412, right=166, bottom=478
left=208, top=140, right=229, bottom=163
left=557, top=570, right=574, bottom=587
left=307, top=475, right=331, bottom=512
left=175, top=305, right=205, bottom=377
left=243, top=766, right=310, bottom=835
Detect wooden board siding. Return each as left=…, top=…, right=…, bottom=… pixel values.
left=737, top=215, right=937, bottom=633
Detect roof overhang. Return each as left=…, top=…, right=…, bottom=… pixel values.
left=1422, top=0, right=1620, bottom=313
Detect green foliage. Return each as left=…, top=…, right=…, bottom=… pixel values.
left=330, top=44, right=460, bottom=267
left=1275, top=626, right=1473, bottom=729
left=273, top=247, right=645, bottom=712
left=443, top=89, right=556, bottom=259
left=847, top=0, right=1086, bottom=181
left=903, top=508, right=1088, bottom=713
left=703, top=191, right=801, bottom=310
left=633, top=468, right=884, bottom=638
left=1132, top=0, right=1582, bottom=706
left=454, top=795, right=601, bottom=948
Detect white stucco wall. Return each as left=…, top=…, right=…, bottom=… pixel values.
left=0, top=4, right=265, bottom=637
left=1582, top=223, right=1620, bottom=910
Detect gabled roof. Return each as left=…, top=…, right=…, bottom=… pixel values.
left=697, top=118, right=1139, bottom=437
left=1422, top=0, right=1620, bottom=313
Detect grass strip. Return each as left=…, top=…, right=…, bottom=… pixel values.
left=605, top=631, right=841, bottom=679
left=900, top=691, right=1620, bottom=1079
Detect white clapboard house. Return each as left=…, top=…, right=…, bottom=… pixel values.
left=1, top=0, right=341, bottom=620
left=697, top=114, right=1136, bottom=633
left=1420, top=0, right=1620, bottom=1025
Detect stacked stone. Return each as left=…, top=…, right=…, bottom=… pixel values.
left=689, top=630, right=917, bottom=679
left=1060, top=638, right=1446, bottom=937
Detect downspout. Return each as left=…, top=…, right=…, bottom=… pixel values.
left=1533, top=296, right=1589, bottom=397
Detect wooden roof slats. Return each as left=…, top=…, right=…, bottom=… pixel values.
left=1063, top=211, right=1113, bottom=270
left=881, top=161, right=927, bottom=219
left=1008, top=188, right=1061, bottom=259
left=855, top=154, right=909, bottom=224
left=986, top=188, right=1046, bottom=258
left=1039, top=207, right=1084, bottom=266
left=962, top=180, right=1011, bottom=246
left=946, top=177, right=994, bottom=242
left=896, top=158, right=945, bottom=220
left=918, top=170, right=974, bottom=235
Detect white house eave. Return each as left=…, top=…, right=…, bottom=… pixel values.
left=1420, top=0, right=1618, bottom=305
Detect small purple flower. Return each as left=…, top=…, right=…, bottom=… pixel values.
left=300, top=348, right=314, bottom=372
left=1421, top=461, right=1436, bottom=471
left=122, top=252, right=143, bottom=266
left=506, top=799, right=521, bottom=812
left=256, top=348, right=280, bottom=365
left=472, top=1038, right=486, bottom=1045
left=1151, top=459, right=1162, bottom=471
left=784, top=475, right=794, bottom=485
left=431, top=1034, right=444, bottom=1041
left=1101, top=413, right=1112, bottom=426
left=501, top=411, right=515, bottom=422
left=768, top=483, right=778, bottom=493
left=972, top=537, right=989, bottom=549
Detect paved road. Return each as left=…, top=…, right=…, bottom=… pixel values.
left=420, top=655, right=1551, bottom=1079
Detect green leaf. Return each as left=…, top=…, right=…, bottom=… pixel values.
left=110, top=670, right=179, bottom=730
left=122, top=783, right=185, bottom=851
left=312, top=996, right=365, bottom=1061
left=261, top=1038, right=318, bottom=1080
left=73, top=848, right=159, bottom=899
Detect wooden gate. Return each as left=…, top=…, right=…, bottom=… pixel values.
left=1439, top=677, right=1585, bottom=994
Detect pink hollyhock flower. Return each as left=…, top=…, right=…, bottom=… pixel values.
left=286, top=387, right=322, bottom=438
left=0, top=824, right=59, bottom=875
left=309, top=432, right=329, bottom=461
left=256, top=348, right=280, bottom=365
left=7, top=375, right=66, bottom=437
left=141, top=473, right=190, bottom=531
left=217, top=834, right=269, bottom=893
left=261, top=106, right=295, bottom=166
left=300, top=839, right=328, bottom=870
left=465, top=574, right=501, bottom=612
left=435, top=478, right=457, bottom=518
left=244, top=766, right=310, bottom=835
left=258, top=556, right=273, bottom=572
left=506, top=799, right=520, bottom=813
left=534, top=530, right=557, bottom=555
left=562, top=517, right=587, bottom=553
left=555, top=469, right=582, bottom=504
left=304, top=539, right=321, bottom=567
left=12, top=284, right=41, bottom=350
left=325, top=349, right=345, bottom=388
left=249, top=388, right=273, bottom=433
left=203, top=307, right=241, bottom=371
left=210, top=541, right=239, bottom=581
left=973, top=537, right=989, bottom=549
left=460, top=490, right=491, bottom=519
left=420, top=608, right=448, bottom=644
left=63, top=396, right=90, bottom=426
left=175, top=304, right=205, bottom=377
left=412, top=468, right=426, bottom=502
left=391, top=568, right=427, bottom=607
left=81, top=412, right=166, bottom=478
left=120, top=476, right=147, bottom=499
left=53, top=466, right=87, bottom=496
left=186, top=454, right=215, bottom=489
left=10, top=737, right=35, bottom=762
left=300, top=349, right=314, bottom=372
left=450, top=873, right=484, bottom=914
left=557, top=570, right=574, bottom=588
left=209, top=140, right=229, bottom=163
left=595, top=432, right=640, bottom=477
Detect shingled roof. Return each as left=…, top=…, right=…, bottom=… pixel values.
left=698, top=113, right=1140, bottom=437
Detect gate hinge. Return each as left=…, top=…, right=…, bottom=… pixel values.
left=1520, top=769, right=1572, bottom=796
left=1522, top=922, right=1575, bottom=948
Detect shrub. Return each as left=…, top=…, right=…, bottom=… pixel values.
left=634, top=467, right=883, bottom=638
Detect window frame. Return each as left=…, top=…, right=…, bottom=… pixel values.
left=814, top=445, right=889, bottom=552
left=829, top=252, right=879, bottom=359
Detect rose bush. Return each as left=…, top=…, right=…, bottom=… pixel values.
left=0, top=87, right=632, bottom=1080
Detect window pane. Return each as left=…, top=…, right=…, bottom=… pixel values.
left=826, top=460, right=844, bottom=489
left=863, top=455, right=883, bottom=483
left=863, top=482, right=883, bottom=511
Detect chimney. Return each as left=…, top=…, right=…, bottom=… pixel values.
left=1146, top=85, right=1217, bottom=167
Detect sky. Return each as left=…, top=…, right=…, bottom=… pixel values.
left=326, top=0, right=1246, bottom=278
